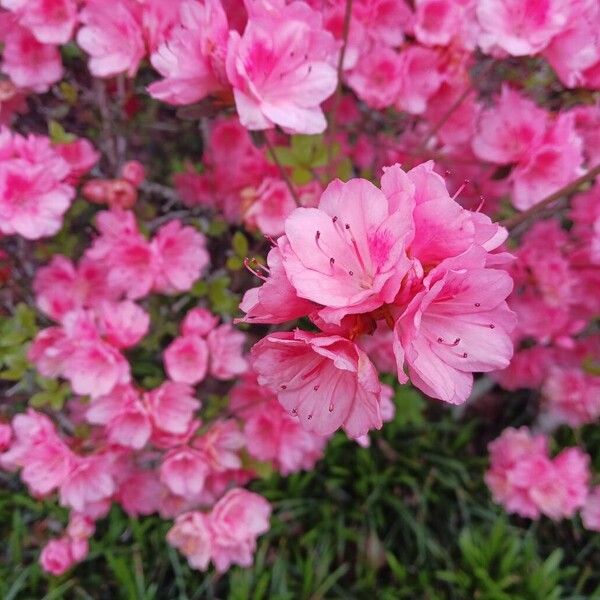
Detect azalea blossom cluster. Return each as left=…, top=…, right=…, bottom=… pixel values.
left=1, top=0, right=600, bottom=582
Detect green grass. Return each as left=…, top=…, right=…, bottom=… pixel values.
left=2, top=394, right=600, bottom=599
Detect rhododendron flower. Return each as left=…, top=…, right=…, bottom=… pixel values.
left=472, top=85, right=548, bottom=164
left=149, top=0, right=229, bottom=105
left=160, top=447, right=210, bottom=498
left=182, top=307, right=219, bottom=337
left=243, top=177, right=297, bottom=237
left=55, top=139, right=100, bottom=184
left=1, top=25, right=63, bottom=92
left=207, top=324, right=248, bottom=380
left=164, top=334, right=210, bottom=385
left=476, top=0, right=570, bottom=56
left=225, top=2, right=338, bottom=133
left=1, top=0, right=78, bottom=45
left=77, top=0, right=146, bottom=77
left=486, top=427, right=590, bottom=520
left=168, top=488, right=271, bottom=572
left=582, top=486, right=600, bottom=532
left=395, top=46, right=443, bottom=115
left=394, top=252, right=516, bottom=404
left=231, top=373, right=327, bottom=474
left=542, top=368, right=600, bottom=428
left=251, top=330, right=383, bottom=439
left=414, top=0, right=479, bottom=49
left=40, top=538, right=75, bottom=576
left=116, top=471, right=162, bottom=517
left=59, top=455, right=115, bottom=512
left=346, top=45, right=403, bottom=110
left=281, top=177, right=411, bottom=325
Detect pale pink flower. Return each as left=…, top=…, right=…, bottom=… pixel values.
left=472, top=85, right=548, bottom=164
left=207, top=324, right=248, bottom=380
left=549, top=448, right=590, bottom=518
left=96, top=301, right=150, bottom=349
left=164, top=334, right=210, bottom=385
left=394, top=251, right=516, bottom=404
left=511, top=113, right=583, bottom=210
left=145, top=381, right=200, bottom=436
left=281, top=177, right=410, bottom=325
left=117, top=470, right=162, bottom=517
left=243, top=177, right=297, bottom=237
left=66, top=513, right=94, bottom=562
left=346, top=45, right=403, bottom=110
left=77, top=0, right=146, bottom=78
left=152, top=220, right=210, bottom=294
left=1, top=24, right=63, bottom=92
left=476, top=0, right=570, bottom=56
left=582, top=486, right=600, bottom=532
left=193, top=419, right=245, bottom=472
left=543, top=368, right=600, bottom=427
left=225, top=2, right=338, bottom=134
left=238, top=245, right=318, bottom=324
left=251, top=330, right=383, bottom=439
left=40, top=537, right=75, bottom=576
left=160, top=446, right=210, bottom=498
left=182, top=307, right=219, bottom=337
left=231, top=373, right=327, bottom=474
left=395, top=45, right=443, bottom=115
left=1, top=0, right=78, bottom=45
left=149, top=0, right=229, bottom=105
left=55, top=139, right=100, bottom=184
left=59, top=454, right=115, bottom=512
left=167, top=511, right=213, bottom=570
left=209, top=488, right=271, bottom=571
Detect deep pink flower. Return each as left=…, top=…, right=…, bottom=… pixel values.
left=207, top=324, right=248, bottom=380
left=281, top=177, right=411, bottom=325
left=182, top=307, right=219, bottom=337
left=1, top=24, right=63, bottom=92
left=40, top=538, right=75, bottom=576
left=476, top=0, right=570, bottom=56
left=1, top=0, right=78, bottom=45
left=251, top=330, right=383, bottom=439
left=225, top=2, right=338, bottom=133
left=243, top=177, right=297, bottom=237
left=149, top=0, right=229, bottom=104
left=164, top=334, right=210, bottom=385
left=394, top=251, right=516, bottom=404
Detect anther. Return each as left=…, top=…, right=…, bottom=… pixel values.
left=328, top=403, right=334, bottom=412
left=307, top=414, right=312, bottom=420
left=280, top=384, right=287, bottom=390
left=475, top=303, right=480, bottom=307
left=313, top=385, right=319, bottom=391
left=330, top=257, right=335, bottom=266
left=332, top=216, right=338, bottom=223
left=349, top=270, right=354, bottom=276
left=316, top=230, right=321, bottom=241
left=462, top=352, right=468, bottom=358
left=490, top=324, right=495, bottom=329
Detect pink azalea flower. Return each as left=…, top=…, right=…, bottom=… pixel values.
left=152, top=220, right=210, bottom=294
left=164, top=334, right=210, bottom=385
left=1, top=24, right=63, bottom=92
left=239, top=245, right=318, bottom=324
left=281, top=177, right=411, bottom=325
left=193, top=419, right=245, bottom=472
left=395, top=45, right=443, bottom=115
left=148, top=0, right=229, bottom=105
left=120, top=160, right=146, bottom=187
left=0, top=421, right=12, bottom=452
left=225, top=2, right=338, bottom=134
left=117, top=470, right=162, bottom=517
left=231, top=373, right=327, bottom=474
left=511, top=113, right=583, bottom=210
left=207, top=324, right=248, bottom=380
left=414, top=0, right=479, bottom=49
left=243, top=177, right=297, bottom=237
left=208, top=488, right=271, bottom=572
left=346, top=45, right=403, bottom=110
left=96, top=301, right=150, bottom=349
left=55, top=139, right=100, bottom=184
left=59, top=454, right=115, bottom=512
left=251, top=330, right=383, bottom=439
left=77, top=0, right=146, bottom=78
left=542, top=368, right=600, bottom=427
left=145, top=381, right=200, bottom=436
left=394, top=251, right=516, bottom=404
left=182, top=307, right=219, bottom=337
left=1, top=0, right=78, bottom=45
left=472, top=85, right=548, bottom=164
left=160, top=446, right=210, bottom=498
left=167, top=511, right=213, bottom=570
left=582, top=486, right=600, bottom=532
left=476, top=0, right=570, bottom=56
left=40, top=537, right=75, bottom=576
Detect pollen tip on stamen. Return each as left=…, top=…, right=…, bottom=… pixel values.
left=280, top=384, right=287, bottom=390
left=330, top=257, right=335, bottom=265
left=316, top=230, right=321, bottom=241
left=462, top=352, right=468, bottom=358
left=328, top=403, right=334, bottom=412
left=332, top=216, right=338, bottom=223
left=291, top=408, right=297, bottom=415
left=307, top=414, right=312, bottom=420
left=490, top=324, right=495, bottom=329
left=475, top=302, right=481, bottom=307
left=345, top=223, right=350, bottom=230
left=437, top=337, right=443, bottom=343
left=349, top=270, right=354, bottom=276
left=313, top=385, right=319, bottom=391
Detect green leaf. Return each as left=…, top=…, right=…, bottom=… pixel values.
left=232, top=231, right=249, bottom=257
left=48, top=120, right=76, bottom=144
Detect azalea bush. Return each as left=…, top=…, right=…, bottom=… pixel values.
left=1, top=0, right=600, bottom=596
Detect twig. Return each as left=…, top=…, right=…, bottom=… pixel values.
left=502, top=163, right=600, bottom=231
left=327, top=0, right=353, bottom=177
left=264, top=134, right=300, bottom=204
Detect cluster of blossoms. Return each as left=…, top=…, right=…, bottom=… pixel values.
left=1, top=0, right=600, bottom=581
